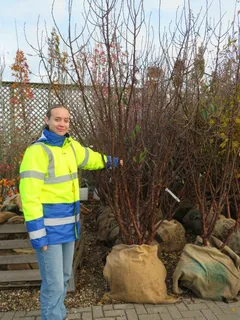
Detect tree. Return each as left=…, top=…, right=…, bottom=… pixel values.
left=27, top=0, right=240, bottom=246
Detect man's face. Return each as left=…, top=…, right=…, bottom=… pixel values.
left=45, top=107, right=70, bottom=136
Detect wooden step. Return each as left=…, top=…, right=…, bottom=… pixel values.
left=0, top=269, right=41, bottom=282
left=0, top=254, right=37, bottom=264
left=0, top=239, right=31, bottom=249
left=0, top=224, right=27, bottom=234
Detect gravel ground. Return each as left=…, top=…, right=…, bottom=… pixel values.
left=0, top=207, right=195, bottom=312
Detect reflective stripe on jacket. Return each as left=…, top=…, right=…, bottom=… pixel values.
left=19, top=137, right=108, bottom=249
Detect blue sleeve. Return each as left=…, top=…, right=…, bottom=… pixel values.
left=106, top=156, right=119, bottom=168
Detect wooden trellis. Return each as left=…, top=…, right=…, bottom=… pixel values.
left=0, top=81, right=94, bottom=162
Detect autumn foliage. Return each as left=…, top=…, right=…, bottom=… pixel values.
left=0, top=50, right=34, bottom=204
left=10, top=50, right=33, bottom=104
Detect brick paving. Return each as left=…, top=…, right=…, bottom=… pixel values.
left=1, top=298, right=240, bottom=320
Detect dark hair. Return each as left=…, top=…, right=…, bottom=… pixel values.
left=46, top=104, right=70, bottom=119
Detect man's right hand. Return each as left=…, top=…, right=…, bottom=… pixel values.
left=42, top=246, right=48, bottom=251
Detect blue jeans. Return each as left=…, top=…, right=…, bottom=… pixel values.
left=35, top=241, right=75, bottom=320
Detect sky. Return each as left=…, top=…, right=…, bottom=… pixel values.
left=0, top=0, right=239, bottom=82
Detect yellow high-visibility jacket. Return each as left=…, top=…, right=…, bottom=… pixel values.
left=20, top=134, right=116, bottom=249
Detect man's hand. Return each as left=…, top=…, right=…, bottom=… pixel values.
left=42, top=246, right=48, bottom=251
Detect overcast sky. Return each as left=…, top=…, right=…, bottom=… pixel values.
left=0, top=0, right=239, bottom=82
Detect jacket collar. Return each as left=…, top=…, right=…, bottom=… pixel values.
left=36, top=127, right=70, bottom=147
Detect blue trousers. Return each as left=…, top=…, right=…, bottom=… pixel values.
left=35, top=241, right=75, bottom=320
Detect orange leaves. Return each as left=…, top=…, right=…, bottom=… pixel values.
left=0, top=179, right=15, bottom=188
left=0, top=159, right=20, bottom=204
left=10, top=96, right=19, bottom=105
left=10, top=49, right=34, bottom=108
left=10, top=50, right=31, bottom=82
left=0, top=178, right=19, bottom=204
left=26, top=91, right=34, bottom=100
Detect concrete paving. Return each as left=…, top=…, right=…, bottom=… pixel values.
left=1, top=298, right=240, bottom=320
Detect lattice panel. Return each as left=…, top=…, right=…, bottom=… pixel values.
left=0, top=81, right=94, bottom=161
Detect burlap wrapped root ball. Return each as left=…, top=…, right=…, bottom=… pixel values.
left=173, top=241, right=240, bottom=300
left=213, top=218, right=240, bottom=255
left=151, top=219, right=186, bottom=254
left=103, top=244, right=176, bottom=304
